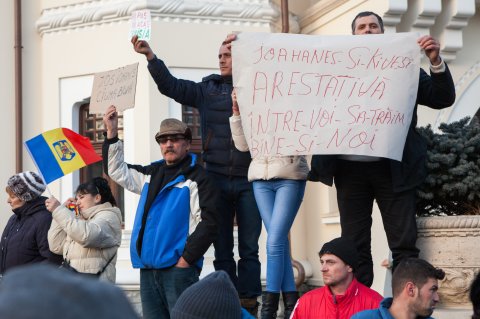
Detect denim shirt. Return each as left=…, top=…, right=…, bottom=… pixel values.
left=351, top=297, right=435, bottom=319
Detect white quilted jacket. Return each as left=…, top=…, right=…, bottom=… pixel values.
left=48, top=202, right=122, bottom=283
left=230, top=115, right=309, bottom=182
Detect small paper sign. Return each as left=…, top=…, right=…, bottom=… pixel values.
left=89, top=63, right=138, bottom=114
left=130, top=9, right=151, bottom=41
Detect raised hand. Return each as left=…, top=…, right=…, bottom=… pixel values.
left=223, top=33, right=237, bottom=50
left=232, top=88, right=240, bottom=116
left=131, top=35, right=155, bottom=60
left=45, top=196, right=61, bottom=213
left=417, top=35, right=441, bottom=66
left=103, top=105, right=119, bottom=139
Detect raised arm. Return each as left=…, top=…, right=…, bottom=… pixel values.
left=229, top=89, right=249, bottom=152
left=102, top=105, right=147, bottom=194
left=104, top=105, right=118, bottom=139
left=131, top=35, right=155, bottom=61
left=417, top=35, right=441, bottom=66
left=415, top=36, right=455, bottom=109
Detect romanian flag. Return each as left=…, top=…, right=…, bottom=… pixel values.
left=25, top=128, right=102, bottom=183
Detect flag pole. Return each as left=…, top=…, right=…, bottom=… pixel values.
left=44, top=185, right=53, bottom=198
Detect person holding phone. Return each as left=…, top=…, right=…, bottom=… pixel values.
left=46, top=177, right=122, bottom=282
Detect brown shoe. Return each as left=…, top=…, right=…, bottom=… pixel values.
left=240, top=298, right=260, bottom=318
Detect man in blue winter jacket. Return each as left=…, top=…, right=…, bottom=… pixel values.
left=103, top=105, right=219, bottom=319
left=352, top=258, right=445, bottom=319
left=131, top=34, right=262, bottom=315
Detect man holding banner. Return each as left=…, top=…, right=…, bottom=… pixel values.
left=131, top=35, right=262, bottom=315
left=309, top=11, right=455, bottom=287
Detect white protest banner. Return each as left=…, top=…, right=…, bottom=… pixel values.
left=89, top=63, right=138, bottom=114
left=232, top=32, right=421, bottom=161
left=130, top=10, right=151, bottom=41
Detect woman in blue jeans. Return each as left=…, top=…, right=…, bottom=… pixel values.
left=230, top=90, right=308, bottom=319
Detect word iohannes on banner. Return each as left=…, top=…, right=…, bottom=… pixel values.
left=252, top=45, right=414, bottom=70
left=233, top=32, right=421, bottom=161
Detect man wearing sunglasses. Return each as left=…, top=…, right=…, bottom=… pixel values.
left=102, top=105, right=219, bottom=319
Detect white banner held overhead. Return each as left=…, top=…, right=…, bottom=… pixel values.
left=232, top=32, right=421, bottom=161
left=90, top=63, right=138, bottom=114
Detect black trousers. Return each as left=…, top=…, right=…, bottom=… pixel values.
left=334, top=159, right=419, bottom=287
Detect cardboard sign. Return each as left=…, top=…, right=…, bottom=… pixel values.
left=130, top=10, right=151, bottom=41
left=232, top=32, right=421, bottom=161
left=89, top=63, right=138, bottom=114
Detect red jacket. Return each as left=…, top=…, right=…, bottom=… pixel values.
left=291, top=278, right=382, bottom=319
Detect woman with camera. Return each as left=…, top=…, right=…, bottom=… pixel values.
left=46, top=177, right=122, bottom=282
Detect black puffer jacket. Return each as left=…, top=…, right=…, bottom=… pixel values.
left=0, top=196, right=62, bottom=274
left=147, top=57, right=251, bottom=177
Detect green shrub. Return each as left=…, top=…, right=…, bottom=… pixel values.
left=416, top=117, right=480, bottom=216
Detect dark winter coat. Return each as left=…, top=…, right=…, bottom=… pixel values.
left=147, top=56, right=251, bottom=177
left=0, top=196, right=62, bottom=274
left=309, top=65, right=456, bottom=192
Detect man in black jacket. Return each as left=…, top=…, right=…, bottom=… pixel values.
left=131, top=36, right=262, bottom=314
left=309, top=11, right=456, bottom=287
left=132, top=36, right=262, bottom=313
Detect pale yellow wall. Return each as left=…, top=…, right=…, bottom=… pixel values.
left=1, top=0, right=17, bottom=229
left=428, top=4, right=480, bottom=126
left=447, top=10, right=480, bottom=81
left=41, top=0, right=90, bottom=8
left=22, top=2, right=44, bottom=171
left=1, top=1, right=44, bottom=230
left=416, top=5, right=480, bottom=127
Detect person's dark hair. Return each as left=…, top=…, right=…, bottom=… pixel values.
left=470, top=272, right=480, bottom=319
left=351, top=11, right=385, bottom=34
left=76, top=177, right=116, bottom=207
left=391, top=258, right=445, bottom=298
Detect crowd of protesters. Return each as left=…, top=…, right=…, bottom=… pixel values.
left=2, top=9, right=479, bottom=319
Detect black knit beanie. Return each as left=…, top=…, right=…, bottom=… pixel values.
left=171, top=270, right=241, bottom=319
left=7, top=171, right=46, bottom=202
left=319, top=237, right=359, bottom=271
left=0, top=264, right=139, bottom=319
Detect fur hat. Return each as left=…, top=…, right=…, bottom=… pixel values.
left=319, top=237, right=359, bottom=271
left=0, top=264, right=140, bottom=319
left=7, top=171, right=46, bottom=202
left=155, top=118, right=192, bottom=142
left=171, top=270, right=242, bottom=319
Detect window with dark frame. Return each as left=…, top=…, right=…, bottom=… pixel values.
left=182, top=105, right=203, bottom=163
left=78, top=103, right=125, bottom=226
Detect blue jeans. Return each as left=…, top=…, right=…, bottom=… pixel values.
left=140, top=267, right=199, bottom=319
left=210, top=172, right=262, bottom=298
left=253, top=179, right=306, bottom=293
